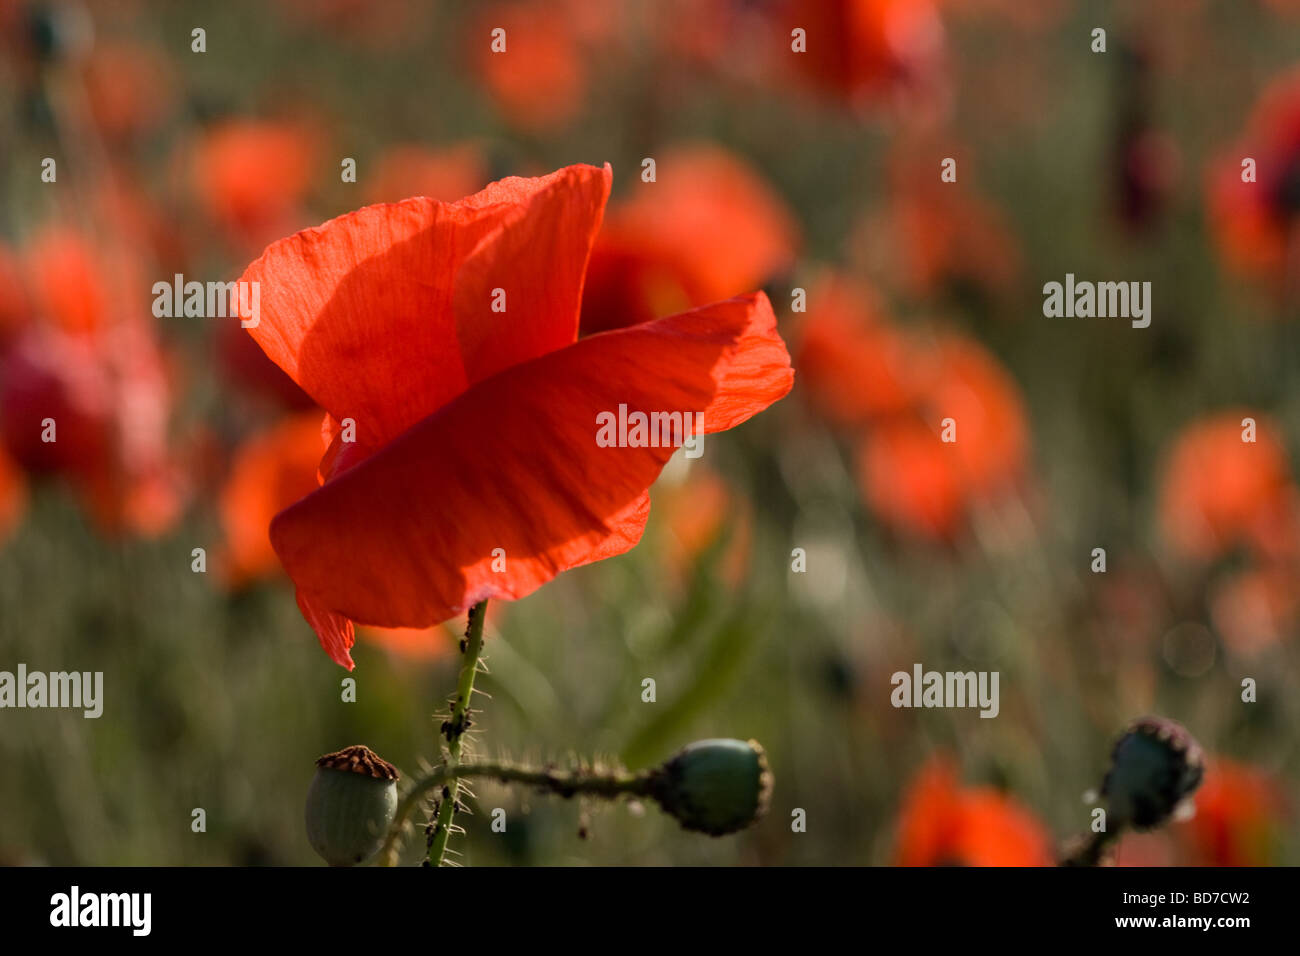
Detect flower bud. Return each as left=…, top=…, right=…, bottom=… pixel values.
left=305, top=745, right=399, bottom=866
left=1102, top=717, right=1204, bottom=830
left=649, top=738, right=773, bottom=836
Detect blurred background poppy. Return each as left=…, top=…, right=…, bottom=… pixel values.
left=0, top=0, right=1297, bottom=866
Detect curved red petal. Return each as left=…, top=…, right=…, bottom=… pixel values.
left=271, top=292, right=791, bottom=645
left=297, top=588, right=357, bottom=670
left=238, top=164, right=611, bottom=452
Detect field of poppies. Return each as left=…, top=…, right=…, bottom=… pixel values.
left=0, top=0, right=1298, bottom=868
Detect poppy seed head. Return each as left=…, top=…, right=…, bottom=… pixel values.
left=315, top=744, right=400, bottom=781
left=649, top=738, right=774, bottom=837
left=1101, top=716, right=1203, bottom=830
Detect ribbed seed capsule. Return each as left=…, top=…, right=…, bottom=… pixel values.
left=305, top=745, right=400, bottom=866
left=649, top=738, right=773, bottom=836
left=1102, top=717, right=1204, bottom=830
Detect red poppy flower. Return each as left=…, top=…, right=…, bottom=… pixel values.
left=779, top=0, right=947, bottom=111
left=795, top=273, right=917, bottom=426
left=2, top=227, right=181, bottom=536
left=24, top=227, right=110, bottom=336
left=857, top=333, right=1028, bottom=540
left=192, top=120, right=317, bottom=249
left=894, top=757, right=1052, bottom=866
left=0, top=323, right=181, bottom=536
left=580, top=145, right=798, bottom=334
left=915, top=335, right=1028, bottom=497
left=217, top=410, right=464, bottom=663
left=1207, top=68, right=1300, bottom=285
left=472, top=2, right=586, bottom=133
left=1178, top=759, right=1288, bottom=866
left=859, top=418, right=964, bottom=539
left=238, top=163, right=793, bottom=669
left=1158, top=412, right=1297, bottom=562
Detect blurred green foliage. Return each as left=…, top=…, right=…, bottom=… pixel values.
left=1, top=0, right=1299, bottom=866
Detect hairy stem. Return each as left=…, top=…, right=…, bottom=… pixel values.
left=1060, top=825, right=1125, bottom=867
left=383, top=759, right=651, bottom=866
left=425, top=601, right=489, bottom=867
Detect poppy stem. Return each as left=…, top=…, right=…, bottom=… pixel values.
left=425, top=600, right=490, bottom=867
left=383, top=760, right=652, bottom=865
left=1059, top=825, right=1125, bottom=866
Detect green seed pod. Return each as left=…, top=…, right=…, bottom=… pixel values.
left=648, top=738, right=773, bottom=837
left=1102, top=717, right=1204, bottom=830
left=305, top=745, right=400, bottom=866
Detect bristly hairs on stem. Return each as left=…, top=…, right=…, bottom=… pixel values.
left=425, top=600, right=489, bottom=867
left=381, top=755, right=652, bottom=865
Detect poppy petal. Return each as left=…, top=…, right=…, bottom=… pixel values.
left=270, top=292, right=791, bottom=649
left=297, top=588, right=357, bottom=670
left=454, top=165, right=610, bottom=383
left=239, top=164, right=611, bottom=453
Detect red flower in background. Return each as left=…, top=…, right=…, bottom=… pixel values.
left=191, top=119, right=317, bottom=249
left=0, top=227, right=181, bottom=536
left=797, top=277, right=1030, bottom=541
left=797, top=274, right=918, bottom=426
left=910, top=335, right=1028, bottom=501
left=238, top=164, right=793, bottom=669
left=1208, top=68, right=1300, bottom=287
left=580, top=145, right=798, bottom=334
left=860, top=418, right=965, bottom=539
left=1178, top=759, right=1288, bottom=866
left=217, top=410, right=461, bottom=664
left=779, top=0, right=948, bottom=112
left=895, top=757, right=1053, bottom=866
left=218, top=411, right=327, bottom=588
left=24, top=228, right=110, bottom=335
left=472, top=2, right=588, bottom=133
left=858, top=329, right=1031, bottom=542
left=1158, top=411, right=1298, bottom=563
